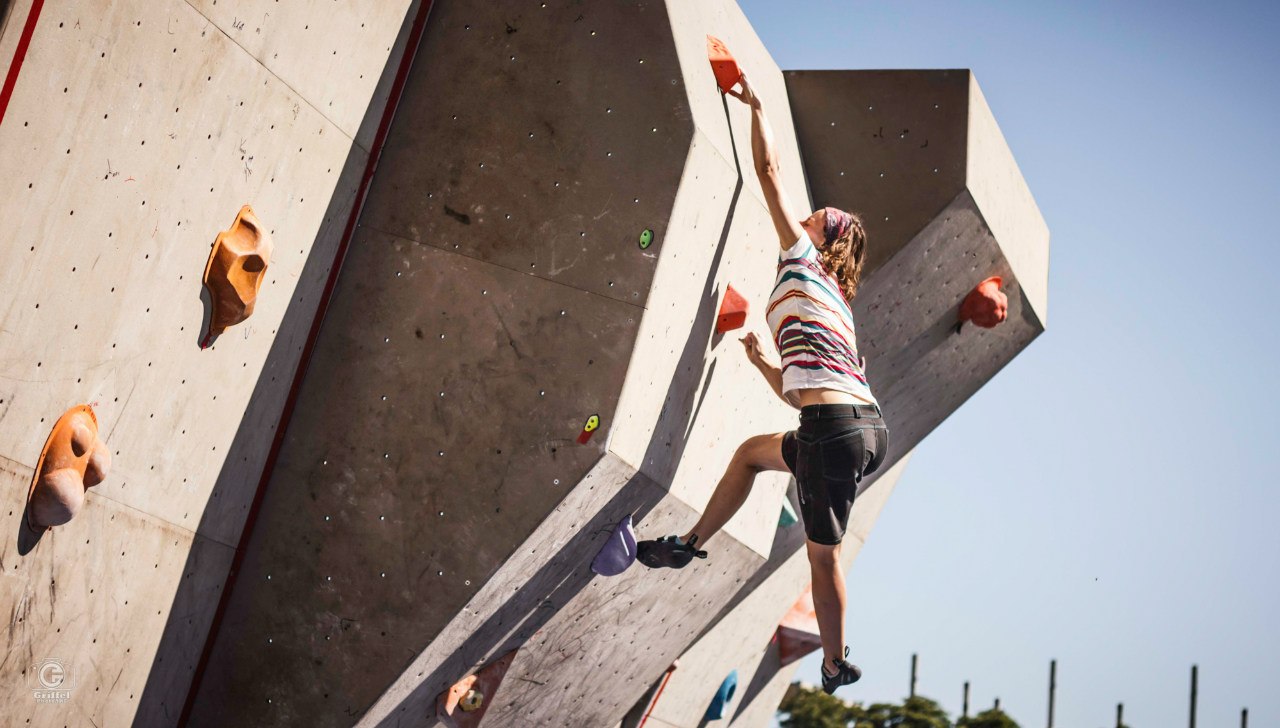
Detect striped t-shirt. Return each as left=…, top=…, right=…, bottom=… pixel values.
left=765, top=235, right=878, bottom=408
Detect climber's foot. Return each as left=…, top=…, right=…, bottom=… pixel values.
left=821, top=647, right=862, bottom=695
left=637, top=534, right=708, bottom=569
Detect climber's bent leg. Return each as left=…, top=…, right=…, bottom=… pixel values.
left=637, top=433, right=787, bottom=570
left=681, top=432, right=789, bottom=548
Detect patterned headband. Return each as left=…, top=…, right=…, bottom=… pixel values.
left=823, top=207, right=853, bottom=247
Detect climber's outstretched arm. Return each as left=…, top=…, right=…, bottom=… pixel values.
left=727, top=73, right=805, bottom=250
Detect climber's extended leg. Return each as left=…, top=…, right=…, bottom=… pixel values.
left=637, top=432, right=788, bottom=569
left=807, top=539, right=860, bottom=693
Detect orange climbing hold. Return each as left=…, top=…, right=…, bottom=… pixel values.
left=706, top=35, right=742, bottom=93
left=775, top=584, right=822, bottom=667
left=716, top=284, right=749, bottom=333
left=436, top=650, right=518, bottom=728
left=202, top=204, right=273, bottom=347
left=27, top=404, right=111, bottom=530
left=958, top=275, right=1008, bottom=329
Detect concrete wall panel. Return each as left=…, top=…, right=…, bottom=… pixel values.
left=664, top=0, right=811, bottom=218
left=1, top=0, right=366, bottom=539
left=966, top=75, right=1050, bottom=323
left=611, top=131, right=797, bottom=558
left=357, top=0, right=690, bottom=308
left=785, top=70, right=971, bottom=279
left=355, top=452, right=769, bottom=728
left=855, top=190, right=1040, bottom=465
left=0, top=0, right=410, bottom=724
left=609, top=0, right=818, bottom=555
left=728, top=655, right=801, bottom=728
left=186, top=225, right=643, bottom=725
left=0, top=456, right=232, bottom=726
left=185, top=0, right=412, bottom=139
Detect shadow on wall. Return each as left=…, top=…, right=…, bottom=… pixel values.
left=639, top=93, right=745, bottom=488
left=727, top=637, right=783, bottom=724
left=132, top=10, right=413, bottom=720
left=377, top=466, right=670, bottom=723
left=132, top=132, right=372, bottom=725
left=0, top=0, right=16, bottom=42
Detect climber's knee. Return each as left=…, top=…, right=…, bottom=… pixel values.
left=734, top=433, right=788, bottom=473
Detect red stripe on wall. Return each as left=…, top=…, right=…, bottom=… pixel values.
left=0, top=0, right=46, bottom=126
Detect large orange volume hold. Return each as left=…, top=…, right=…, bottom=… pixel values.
left=706, top=35, right=742, bottom=93
left=203, top=205, right=274, bottom=342
left=27, top=405, right=111, bottom=529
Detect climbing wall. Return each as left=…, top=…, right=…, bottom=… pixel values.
left=0, top=1, right=412, bottom=725
left=0, top=1, right=1049, bottom=726
left=182, top=5, right=1049, bottom=728
left=184, top=0, right=821, bottom=725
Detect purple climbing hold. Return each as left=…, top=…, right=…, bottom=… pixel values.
left=591, top=514, right=637, bottom=577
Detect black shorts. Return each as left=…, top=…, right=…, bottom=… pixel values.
left=781, top=403, right=889, bottom=545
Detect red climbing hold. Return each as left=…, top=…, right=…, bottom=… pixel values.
left=775, top=584, right=822, bottom=667
left=436, top=649, right=518, bottom=728
left=716, top=284, right=749, bottom=334
left=706, top=35, right=742, bottom=93
left=958, top=276, right=1008, bottom=329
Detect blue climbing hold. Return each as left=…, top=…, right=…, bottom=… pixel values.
left=704, top=670, right=738, bottom=720
left=591, top=514, right=637, bottom=576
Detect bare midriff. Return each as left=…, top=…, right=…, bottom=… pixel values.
left=794, top=387, right=873, bottom=408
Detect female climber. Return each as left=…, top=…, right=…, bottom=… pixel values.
left=636, top=71, right=889, bottom=696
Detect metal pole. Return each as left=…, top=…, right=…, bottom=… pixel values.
left=963, top=681, right=970, bottom=718
left=1189, top=665, right=1198, bottom=728
left=995, top=697, right=1001, bottom=711
left=1241, top=707, right=1248, bottom=727
left=1048, top=659, right=1057, bottom=728
left=1116, top=702, right=1123, bottom=728
left=910, top=653, right=917, bottom=698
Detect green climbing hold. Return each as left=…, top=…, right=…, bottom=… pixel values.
left=639, top=228, right=654, bottom=249
left=778, top=499, right=798, bottom=527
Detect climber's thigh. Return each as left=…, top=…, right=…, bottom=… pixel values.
left=737, top=432, right=790, bottom=473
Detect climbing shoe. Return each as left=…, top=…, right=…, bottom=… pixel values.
left=821, top=647, right=862, bottom=695
left=636, top=534, right=708, bottom=569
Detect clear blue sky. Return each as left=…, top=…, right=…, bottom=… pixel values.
left=738, top=1, right=1280, bottom=726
